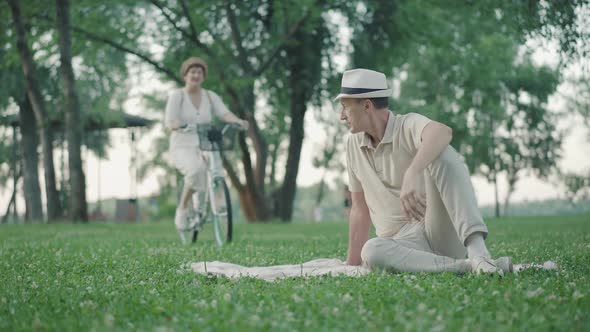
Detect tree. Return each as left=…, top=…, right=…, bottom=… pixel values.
left=35, top=0, right=586, bottom=222
left=567, top=74, right=590, bottom=133
left=143, top=0, right=325, bottom=221
left=2, top=0, right=138, bottom=222
left=17, top=95, right=43, bottom=221
left=7, top=0, right=62, bottom=221
left=63, top=0, right=346, bottom=221
left=498, top=60, right=561, bottom=214
left=560, top=170, right=590, bottom=204
left=310, top=107, right=347, bottom=206
left=262, top=6, right=339, bottom=220
left=347, top=0, right=583, bottom=217
left=560, top=69, right=590, bottom=199
left=0, top=15, right=44, bottom=221
left=55, top=0, right=88, bottom=221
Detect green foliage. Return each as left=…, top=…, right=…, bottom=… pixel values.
left=3, top=0, right=587, bottom=220
left=1, top=1, right=137, bottom=158
left=1, top=215, right=589, bottom=330
left=567, top=73, right=590, bottom=131
left=560, top=170, right=590, bottom=203
left=346, top=1, right=571, bottom=211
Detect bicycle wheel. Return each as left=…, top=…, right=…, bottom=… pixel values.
left=211, top=177, right=233, bottom=246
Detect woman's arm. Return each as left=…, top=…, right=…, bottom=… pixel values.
left=222, top=112, right=249, bottom=129
left=165, top=91, right=182, bottom=130
left=209, top=91, right=249, bottom=129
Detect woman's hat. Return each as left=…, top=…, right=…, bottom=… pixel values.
left=180, top=57, right=208, bottom=78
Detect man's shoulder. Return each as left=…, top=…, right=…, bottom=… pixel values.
left=395, top=112, right=430, bottom=122
left=391, top=112, right=432, bottom=133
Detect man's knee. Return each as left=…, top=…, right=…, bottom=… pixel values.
left=431, top=147, right=459, bottom=167
left=427, top=147, right=469, bottom=179
left=361, top=237, right=388, bottom=267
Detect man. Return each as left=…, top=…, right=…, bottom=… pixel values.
left=336, top=69, right=512, bottom=275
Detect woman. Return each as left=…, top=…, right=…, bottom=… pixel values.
left=165, top=57, right=248, bottom=243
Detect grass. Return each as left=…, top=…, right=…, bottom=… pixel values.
left=1, top=214, right=589, bottom=331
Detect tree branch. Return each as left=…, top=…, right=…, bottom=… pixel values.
left=35, top=13, right=181, bottom=84
left=254, top=9, right=313, bottom=76
left=178, top=0, right=198, bottom=39
left=151, top=0, right=250, bottom=118
left=152, top=0, right=245, bottom=107
left=149, top=0, right=216, bottom=58
left=224, top=0, right=253, bottom=73
left=178, top=0, right=235, bottom=68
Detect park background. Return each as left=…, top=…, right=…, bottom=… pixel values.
left=1, top=1, right=589, bottom=224
left=1, top=1, right=590, bottom=331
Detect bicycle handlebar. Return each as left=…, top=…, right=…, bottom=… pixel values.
left=176, top=122, right=245, bottom=134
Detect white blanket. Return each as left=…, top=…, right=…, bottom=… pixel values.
left=191, top=258, right=370, bottom=281
left=191, top=258, right=558, bottom=281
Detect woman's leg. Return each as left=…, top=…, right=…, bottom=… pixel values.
left=171, top=149, right=207, bottom=239
left=179, top=181, right=195, bottom=209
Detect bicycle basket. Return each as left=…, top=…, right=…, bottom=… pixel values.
left=197, top=124, right=238, bottom=151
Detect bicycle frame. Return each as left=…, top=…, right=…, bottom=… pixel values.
left=204, top=149, right=224, bottom=217
left=192, top=124, right=236, bottom=224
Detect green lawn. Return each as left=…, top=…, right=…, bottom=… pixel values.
left=1, top=215, right=589, bottom=331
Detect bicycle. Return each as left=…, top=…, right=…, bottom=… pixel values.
left=179, top=122, right=244, bottom=246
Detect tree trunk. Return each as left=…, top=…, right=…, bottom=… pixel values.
left=274, top=21, right=321, bottom=221
left=503, top=191, right=511, bottom=217
left=7, top=0, right=62, bottom=221
left=315, top=171, right=328, bottom=206
left=56, top=0, right=88, bottom=222
left=504, top=180, right=516, bottom=217
left=276, top=86, right=306, bottom=221
left=236, top=188, right=258, bottom=222
left=493, top=173, right=500, bottom=218
left=17, top=95, right=44, bottom=221
left=2, top=186, right=17, bottom=224
left=223, top=84, right=272, bottom=222
left=268, top=142, right=279, bottom=188
left=232, top=133, right=270, bottom=221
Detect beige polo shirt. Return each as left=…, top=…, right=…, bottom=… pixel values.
left=346, top=112, right=432, bottom=237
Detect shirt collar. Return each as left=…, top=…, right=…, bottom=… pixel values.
left=360, top=111, right=395, bottom=149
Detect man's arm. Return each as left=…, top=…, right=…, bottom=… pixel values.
left=346, top=191, right=371, bottom=266
left=408, top=121, right=452, bottom=174
left=401, top=121, right=453, bottom=220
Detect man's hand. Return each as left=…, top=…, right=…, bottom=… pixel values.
left=400, top=167, right=426, bottom=221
